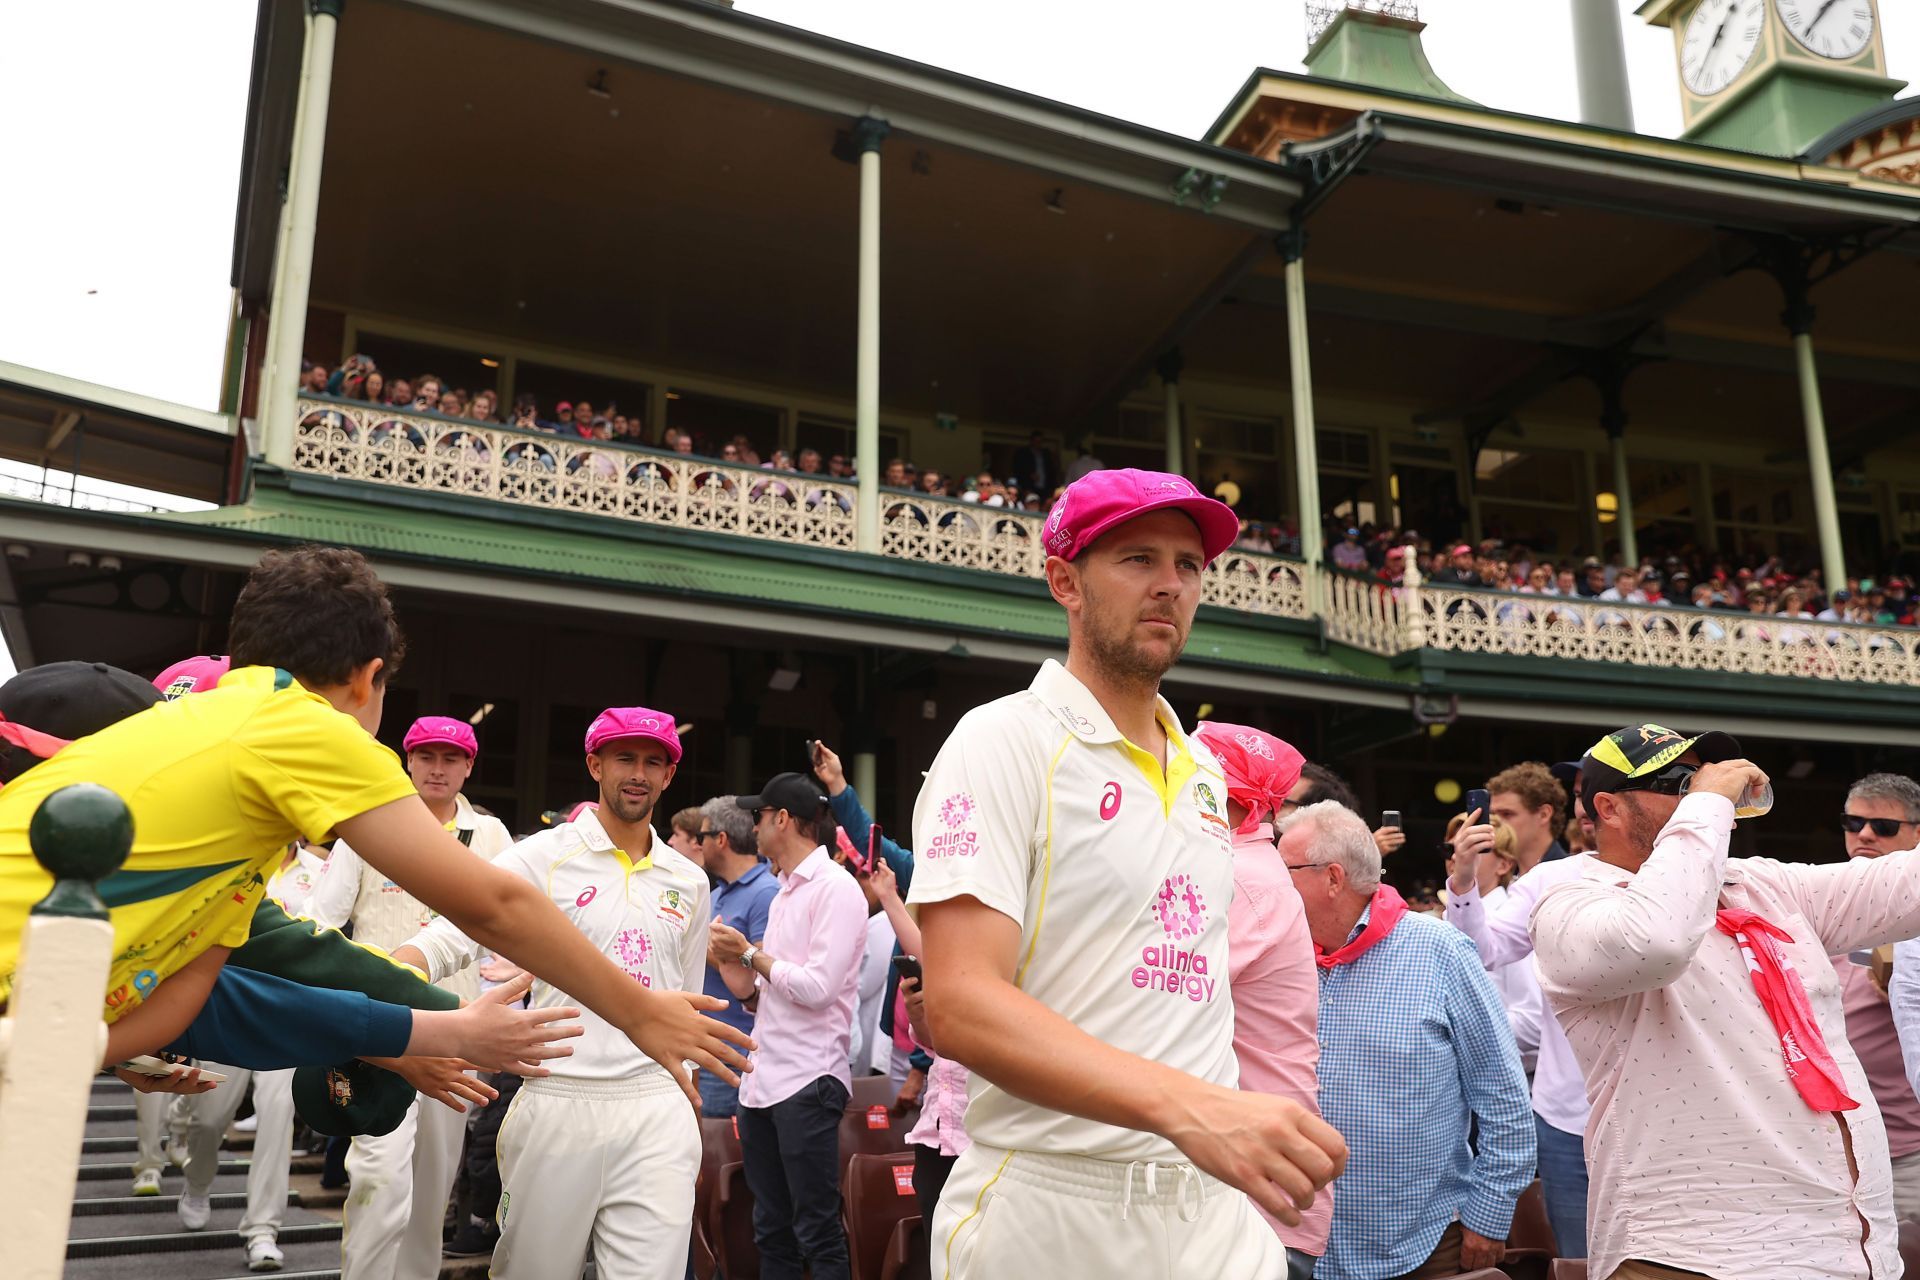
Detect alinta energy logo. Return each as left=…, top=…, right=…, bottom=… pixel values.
left=1133, top=874, right=1216, bottom=1003
left=613, top=927, right=654, bottom=986
left=926, top=792, right=980, bottom=860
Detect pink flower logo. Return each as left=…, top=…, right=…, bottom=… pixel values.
left=1152, top=874, right=1208, bottom=940
left=1099, top=781, right=1122, bottom=822
left=940, top=792, right=976, bottom=830
left=612, top=927, right=653, bottom=978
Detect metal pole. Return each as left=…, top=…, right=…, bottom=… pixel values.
left=1158, top=350, right=1183, bottom=476
left=262, top=0, right=343, bottom=469
left=1795, top=331, right=1848, bottom=592
left=1609, top=433, right=1638, bottom=567
left=1281, top=227, right=1324, bottom=611
left=1569, top=0, right=1635, bottom=131
left=853, top=117, right=889, bottom=554
left=852, top=752, right=877, bottom=810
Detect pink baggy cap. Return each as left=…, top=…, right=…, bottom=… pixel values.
left=1194, top=721, right=1307, bottom=836
left=153, top=655, right=231, bottom=701
left=1041, top=469, right=1239, bottom=566
left=403, top=715, right=479, bottom=758
left=584, top=706, right=683, bottom=762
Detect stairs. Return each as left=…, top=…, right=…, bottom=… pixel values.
left=63, top=1075, right=347, bottom=1279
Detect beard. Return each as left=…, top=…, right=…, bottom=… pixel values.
left=1080, top=582, right=1187, bottom=691
left=1619, top=795, right=1666, bottom=855
left=602, top=787, right=656, bottom=827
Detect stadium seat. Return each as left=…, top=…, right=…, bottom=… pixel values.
left=690, top=1215, right=717, bottom=1280
left=1901, top=1219, right=1920, bottom=1278
left=717, top=1160, right=760, bottom=1280
left=1445, top=1270, right=1513, bottom=1280
left=697, top=1117, right=743, bottom=1277
left=1547, top=1261, right=1588, bottom=1280
left=850, top=1074, right=898, bottom=1111
left=880, top=1215, right=930, bottom=1280
left=1500, top=1180, right=1558, bottom=1279
left=843, top=1152, right=920, bottom=1280
left=839, top=1102, right=913, bottom=1180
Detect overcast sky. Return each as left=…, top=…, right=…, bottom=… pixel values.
left=1, top=0, right=1916, bottom=415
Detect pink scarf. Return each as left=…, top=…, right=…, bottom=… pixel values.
left=1716, top=909, right=1859, bottom=1114
left=1316, top=885, right=1408, bottom=969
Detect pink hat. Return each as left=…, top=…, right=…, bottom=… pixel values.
left=153, top=655, right=231, bottom=701
left=1451, top=544, right=1474, bottom=557
left=1194, top=721, right=1306, bottom=836
left=583, top=705, right=683, bottom=762
left=403, top=715, right=478, bottom=758
left=1041, top=469, right=1238, bottom=566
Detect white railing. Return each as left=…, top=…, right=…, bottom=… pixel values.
left=292, top=396, right=1312, bottom=620
left=290, top=398, right=1920, bottom=686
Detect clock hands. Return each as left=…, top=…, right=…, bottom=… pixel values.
left=1806, top=0, right=1844, bottom=33
left=1706, top=1, right=1737, bottom=54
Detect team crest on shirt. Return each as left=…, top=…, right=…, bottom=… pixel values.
left=657, top=888, right=689, bottom=929
left=1193, top=782, right=1229, bottom=831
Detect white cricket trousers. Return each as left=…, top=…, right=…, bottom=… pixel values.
left=932, top=1143, right=1286, bottom=1280
left=239, top=1068, right=297, bottom=1244
left=490, top=1071, right=699, bottom=1280
left=340, top=1086, right=468, bottom=1280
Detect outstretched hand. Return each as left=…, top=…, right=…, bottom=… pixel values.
left=114, top=1065, right=219, bottom=1096
left=454, top=972, right=584, bottom=1075
left=622, top=988, right=756, bottom=1108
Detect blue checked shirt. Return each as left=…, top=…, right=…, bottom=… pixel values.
left=1315, top=905, right=1535, bottom=1280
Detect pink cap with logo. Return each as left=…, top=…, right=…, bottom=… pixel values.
left=583, top=705, right=683, bottom=762
left=403, top=715, right=479, bottom=758
left=1194, top=721, right=1306, bottom=836
left=153, top=655, right=232, bottom=701
left=1041, top=469, right=1239, bottom=566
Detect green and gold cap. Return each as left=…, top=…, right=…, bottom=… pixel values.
left=291, top=1059, right=415, bottom=1138
left=1578, top=723, right=1743, bottom=812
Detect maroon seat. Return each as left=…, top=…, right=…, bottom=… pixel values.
left=879, top=1215, right=930, bottom=1280
left=1903, top=1219, right=1920, bottom=1278
left=849, top=1074, right=898, bottom=1111
left=717, top=1160, right=760, bottom=1280
left=839, top=1102, right=912, bottom=1181
left=1501, top=1180, right=1559, bottom=1279
left=1547, top=1260, right=1588, bottom=1280
left=697, top=1117, right=742, bottom=1278
left=1445, top=1270, right=1513, bottom=1280
left=843, top=1152, right=920, bottom=1280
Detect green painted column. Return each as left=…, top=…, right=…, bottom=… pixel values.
left=1158, top=350, right=1183, bottom=477
left=852, top=116, right=889, bottom=555
left=1782, top=281, right=1848, bottom=593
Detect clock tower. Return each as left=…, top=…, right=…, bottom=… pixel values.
left=1636, top=0, right=1904, bottom=155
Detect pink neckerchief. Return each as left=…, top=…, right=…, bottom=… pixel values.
left=1315, top=885, right=1408, bottom=969
left=1716, top=908, right=1859, bottom=1114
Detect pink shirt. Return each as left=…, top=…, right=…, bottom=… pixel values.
left=1833, top=955, right=1920, bottom=1161
left=1227, top=824, right=1332, bottom=1255
left=738, top=846, right=870, bottom=1109
left=905, top=1055, right=972, bottom=1158
left=1533, top=793, right=1920, bottom=1280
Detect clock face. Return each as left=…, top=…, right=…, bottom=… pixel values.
left=1681, top=0, right=1765, bottom=95
left=1775, top=0, right=1875, bottom=60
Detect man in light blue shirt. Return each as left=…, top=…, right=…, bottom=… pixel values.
left=1281, top=800, right=1533, bottom=1280
left=694, top=793, right=779, bottom=1117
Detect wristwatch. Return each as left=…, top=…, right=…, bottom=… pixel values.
left=739, top=944, right=758, bottom=969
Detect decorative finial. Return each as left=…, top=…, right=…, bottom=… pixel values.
left=28, top=784, right=132, bottom=919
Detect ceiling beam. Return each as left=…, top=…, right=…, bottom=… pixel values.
left=45, top=409, right=81, bottom=453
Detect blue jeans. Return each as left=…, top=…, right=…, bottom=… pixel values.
left=698, top=1068, right=740, bottom=1118
left=1535, top=1114, right=1588, bottom=1259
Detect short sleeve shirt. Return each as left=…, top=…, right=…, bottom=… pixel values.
left=906, top=659, right=1238, bottom=1161
left=0, top=665, right=417, bottom=1021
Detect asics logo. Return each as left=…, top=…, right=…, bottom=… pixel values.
left=1099, top=781, right=1122, bottom=821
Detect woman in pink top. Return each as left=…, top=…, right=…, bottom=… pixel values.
left=1195, top=722, right=1331, bottom=1279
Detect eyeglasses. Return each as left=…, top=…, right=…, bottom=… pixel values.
left=694, top=830, right=719, bottom=842
left=1842, top=813, right=1919, bottom=838
left=1283, top=860, right=1331, bottom=872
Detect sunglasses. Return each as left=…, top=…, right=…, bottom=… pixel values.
left=694, top=829, right=718, bottom=842
left=1841, top=813, right=1919, bottom=838
left=1603, top=761, right=1699, bottom=803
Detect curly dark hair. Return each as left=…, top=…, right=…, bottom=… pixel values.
left=228, top=546, right=406, bottom=687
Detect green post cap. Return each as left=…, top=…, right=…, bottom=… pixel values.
left=29, top=783, right=133, bottom=920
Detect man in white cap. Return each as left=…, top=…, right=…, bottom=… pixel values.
left=308, top=715, right=513, bottom=1280
left=907, top=468, right=1346, bottom=1279
left=394, top=706, right=709, bottom=1280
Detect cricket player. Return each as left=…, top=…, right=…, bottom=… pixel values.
left=907, top=470, right=1347, bottom=1278
left=308, top=716, right=513, bottom=1280
left=394, top=706, right=707, bottom=1280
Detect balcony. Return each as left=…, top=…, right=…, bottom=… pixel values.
left=291, top=395, right=1920, bottom=690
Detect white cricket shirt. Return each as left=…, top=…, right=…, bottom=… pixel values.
left=308, top=793, right=514, bottom=1002
left=403, top=806, right=709, bottom=1081
left=907, top=658, right=1238, bottom=1162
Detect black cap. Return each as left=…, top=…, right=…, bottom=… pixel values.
left=0, top=661, right=161, bottom=741
left=1577, top=723, right=1743, bottom=817
left=737, top=772, right=828, bottom=819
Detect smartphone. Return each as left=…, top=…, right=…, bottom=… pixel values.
left=1464, top=788, right=1491, bottom=823
left=806, top=739, right=822, bottom=767
left=891, top=954, right=923, bottom=983
left=1381, top=809, right=1403, bottom=830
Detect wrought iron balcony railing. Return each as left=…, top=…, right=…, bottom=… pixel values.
left=290, top=397, right=1920, bottom=686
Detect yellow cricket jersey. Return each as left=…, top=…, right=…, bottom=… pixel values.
left=0, top=665, right=419, bottom=1021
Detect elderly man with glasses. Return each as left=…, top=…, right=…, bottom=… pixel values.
left=1847, top=773, right=1920, bottom=1225
left=1535, top=731, right=1920, bottom=1280
left=690, top=793, right=778, bottom=1118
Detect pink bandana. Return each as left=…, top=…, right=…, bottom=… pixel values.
left=1194, top=721, right=1306, bottom=836
left=1315, top=885, right=1408, bottom=969
left=1716, top=909, right=1859, bottom=1114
